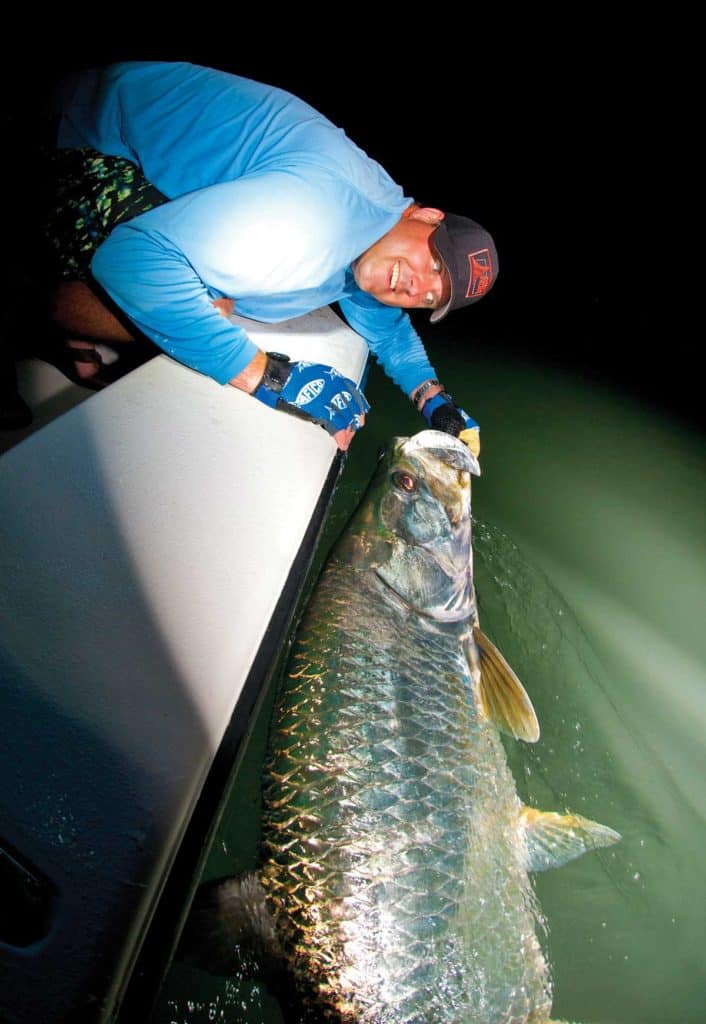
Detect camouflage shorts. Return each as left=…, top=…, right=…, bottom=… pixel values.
left=42, top=147, right=168, bottom=281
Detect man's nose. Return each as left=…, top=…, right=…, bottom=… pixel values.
left=407, top=271, right=432, bottom=296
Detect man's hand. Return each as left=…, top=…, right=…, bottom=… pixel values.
left=254, top=354, right=369, bottom=451
left=420, top=392, right=481, bottom=457
left=212, top=297, right=235, bottom=318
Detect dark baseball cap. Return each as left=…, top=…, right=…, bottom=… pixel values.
left=430, top=214, right=499, bottom=323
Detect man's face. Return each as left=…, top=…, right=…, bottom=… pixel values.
left=352, top=207, right=451, bottom=312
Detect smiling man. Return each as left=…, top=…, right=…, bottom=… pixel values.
left=351, top=205, right=452, bottom=311
left=48, top=61, right=498, bottom=451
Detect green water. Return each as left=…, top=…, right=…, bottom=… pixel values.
left=149, top=329, right=706, bottom=1024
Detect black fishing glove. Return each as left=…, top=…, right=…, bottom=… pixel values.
left=421, top=391, right=481, bottom=457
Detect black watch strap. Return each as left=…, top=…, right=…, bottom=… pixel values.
left=261, top=352, right=292, bottom=393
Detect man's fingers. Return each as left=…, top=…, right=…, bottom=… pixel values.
left=333, top=414, right=365, bottom=451
left=333, top=427, right=354, bottom=451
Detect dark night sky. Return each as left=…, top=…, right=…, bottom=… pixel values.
left=5, top=16, right=696, bottom=430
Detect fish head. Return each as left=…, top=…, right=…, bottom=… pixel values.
left=336, top=430, right=480, bottom=621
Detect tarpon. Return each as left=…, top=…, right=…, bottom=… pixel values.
left=180, top=430, right=620, bottom=1023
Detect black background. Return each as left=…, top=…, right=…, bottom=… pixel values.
left=4, top=14, right=697, bottom=431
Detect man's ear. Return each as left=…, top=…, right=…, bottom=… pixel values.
left=403, top=205, right=445, bottom=225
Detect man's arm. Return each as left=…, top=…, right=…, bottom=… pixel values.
left=91, top=222, right=260, bottom=385
left=228, top=350, right=268, bottom=392
left=338, top=288, right=480, bottom=454
left=91, top=171, right=366, bottom=383
left=91, top=186, right=368, bottom=450
left=338, top=288, right=437, bottom=398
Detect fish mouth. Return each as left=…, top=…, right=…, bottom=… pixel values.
left=399, top=430, right=480, bottom=477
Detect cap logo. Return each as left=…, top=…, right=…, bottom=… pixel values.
left=466, top=248, right=493, bottom=299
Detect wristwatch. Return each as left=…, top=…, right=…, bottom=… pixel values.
left=411, top=378, right=441, bottom=411
left=260, top=352, right=293, bottom=393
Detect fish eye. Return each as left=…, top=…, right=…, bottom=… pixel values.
left=392, top=470, right=417, bottom=493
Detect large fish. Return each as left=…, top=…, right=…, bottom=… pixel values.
left=181, top=430, right=620, bottom=1023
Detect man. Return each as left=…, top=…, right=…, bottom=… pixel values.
left=50, top=61, right=498, bottom=452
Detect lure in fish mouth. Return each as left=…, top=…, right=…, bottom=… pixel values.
left=178, top=430, right=621, bottom=1024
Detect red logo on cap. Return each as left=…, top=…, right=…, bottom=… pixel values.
left=466, top=248, right=493, bottom=299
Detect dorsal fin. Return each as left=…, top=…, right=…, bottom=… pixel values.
left=473, top=626, right=540, bottom=742
left=520, top=807, right=621, bottom=871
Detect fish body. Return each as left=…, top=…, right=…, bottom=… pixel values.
left=262, top=571, right=549, bottom=1022
left=184, top=431, right=619, bottom=1023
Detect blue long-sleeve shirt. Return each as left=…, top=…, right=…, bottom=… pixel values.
left=57, top=61, right=438, bottom=392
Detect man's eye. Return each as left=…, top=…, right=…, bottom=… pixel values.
left=425, top=291, right=435, bottom=306
left=432, top=258, right=442, bottom=273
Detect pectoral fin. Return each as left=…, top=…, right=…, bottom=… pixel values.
left=521, top=807, right=621, bottom=871
left=474, top=627, right=540, bottom=742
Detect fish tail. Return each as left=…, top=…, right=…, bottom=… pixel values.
left=176, top=872, right=282, bottom=978
left=176, top=874, right=320, bottom=1021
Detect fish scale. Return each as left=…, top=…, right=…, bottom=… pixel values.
left=260, top=564, right=552, bottom=1023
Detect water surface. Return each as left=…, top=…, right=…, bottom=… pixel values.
left=149, top=327, right=706, bottom=1024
